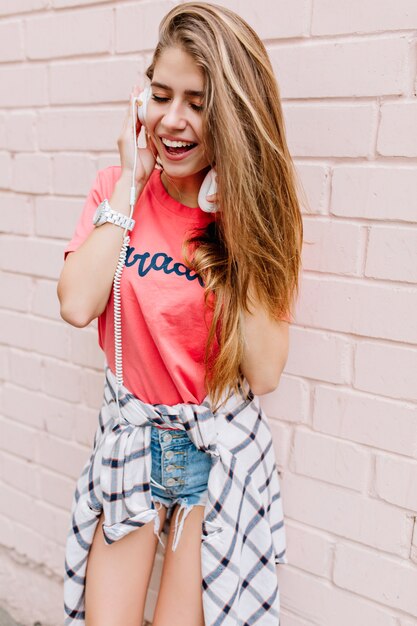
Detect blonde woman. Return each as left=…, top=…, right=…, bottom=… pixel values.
left=58, top=2, right=303, bottom=625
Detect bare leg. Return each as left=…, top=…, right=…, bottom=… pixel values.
left=152, top=503, right=205, bottom=626
left=85, top=504, right=168, bottom=626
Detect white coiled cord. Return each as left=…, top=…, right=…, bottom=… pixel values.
left=114, top=94, right=140, bottom=420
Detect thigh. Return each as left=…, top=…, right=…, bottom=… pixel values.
left=85, top=505, right=168, bottom=626
left=152, top=503, right=206, bottom=626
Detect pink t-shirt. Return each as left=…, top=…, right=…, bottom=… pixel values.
left=64, top=165, right=290, bottom=409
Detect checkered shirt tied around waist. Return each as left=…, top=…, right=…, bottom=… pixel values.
left=64, top=362, right=288, bottom=625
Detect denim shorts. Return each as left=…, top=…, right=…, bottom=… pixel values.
left=149, top=425, right=212, bottom=551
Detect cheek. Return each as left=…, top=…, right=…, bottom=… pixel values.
left=145, top=117, right=157, bottom=136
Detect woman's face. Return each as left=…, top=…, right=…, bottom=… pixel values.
left=146, top=47, right=211, bottom=178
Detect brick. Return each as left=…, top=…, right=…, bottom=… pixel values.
left=42, top=359, right=81, bottom=403
left=302, top=217, right=365, bottom=276
left=331, top=165, right=417, bottom=222
left=282, top=471, right=409, bottom=557
left=0, top=151, right=12, bottom=187
left=0, top=310, right=70, bottom=359
left=0, top=0, right=47, bottom=15
left=294, top=162, right=330, bottom=215
left=0, top=65, right=48, bottom=108
left=44, top=541, right=67, bottom=577
left=2, top=384, right=74, bottom=438
left=1, top=385, right=44, bottom=429
left=285, top=327, right=353, bottom=384
left=312, top=0, right=417, bottom=34
left=32, top=498, right=71, bottom=546
left=283, top=103, right=376, bottom=157
left=378, top=102, right=417, bottom=157
left=12, top=153, right=51, bottom=194
left=39, top=108, right=121, bottom=151
left=26, top=7, right=112, bottom=59
left=0, top=271, right=33, bottom=312
left=52, top=0, right=113, bottom=7
left=260, top=374, right=310, bottom=424
left=35, top=194, right=85, bottom=240
left=411, top=518, right=417, bottom=564
left=116, top=1, right=176, bottom=52
left=241, top=0, right=311, bottom=38
left=1, top=452, right=40, bottom=497
left=279, top=613, right=313, bottom=626
left=0, top=193, right=33, bottom=234
left=5, top=111, right=37, bottom=151
left=40, top=469, right=75, bottom=523
left=0, top=114, right=6, bottom=148
left=365, top=224, right=417, bottom=283
left=0, top=513, right=14, bottom=550
left=271, top=37, right=407, bottom=98
left=0, top=483, right=37, bottom=528
left=73, top=404, right=98, bottom=446
left=280, top=566, right=397, bottom=626
left=0, top=20, right=24, bottom=62
left=31, top=278, right=61, bottom=320
left=375, top=455, right=417, bottom=511
left=69, top=326, right=105, bottom=369
left=285, top=521, right=333, bottom=578
left=0, top=416, right=39, bottom=462
left=38, top=431, right=89, bottom=479
left=52, top=154, right=98, bottom=196
left=0, top=235, right=65, bottom=279
left=292, top=429, right=368, bottom=492
left=313, top=385, right=417, bottom=457
left=0, top=346, right=9, bottom=381
left=97, top=153, right=119, bottom=171
left=9, top=349, right=43, bottom=391
left=268, top=418, right=292, bottom=471
left=355, top=341, right=417, bottom=402
left=49, top=58, right=142, bottom=105
left=297, top=275, right=417, bottom=345
left=81, top=367, right=105, bottom=408
left=334, top=542, right=417, bottom=616
left=13, top=523, right=48, bottom=566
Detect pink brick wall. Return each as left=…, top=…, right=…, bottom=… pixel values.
left=0, top=1, right=416, bottom=624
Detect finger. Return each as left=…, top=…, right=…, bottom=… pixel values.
left=206, top=194, right=217, bottom=202
left=148, top=134, right=158, bottom=159
left=122, top=90, right=136, bottom=132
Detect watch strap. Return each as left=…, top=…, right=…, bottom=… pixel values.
left=95, top=199, right=135, bottom=231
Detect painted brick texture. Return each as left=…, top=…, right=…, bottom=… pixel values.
left=0, top=1, right=416, bottom=625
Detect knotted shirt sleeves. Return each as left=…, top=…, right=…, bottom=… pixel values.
left=64, top=362, right=287, bottom=625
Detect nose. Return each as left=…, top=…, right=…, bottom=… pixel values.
left=162, top=98, right=187, bottom=129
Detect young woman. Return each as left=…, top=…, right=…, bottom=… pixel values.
left=58, top=3, right=303, bottom=625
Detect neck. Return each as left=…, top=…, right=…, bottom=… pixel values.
left=160, top=168, right=209, bottom=208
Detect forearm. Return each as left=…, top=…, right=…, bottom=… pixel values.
left=57, top=174, right=143, bottom=327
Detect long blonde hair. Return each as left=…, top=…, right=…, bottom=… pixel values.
left=145, top=2, right=304, bottom=411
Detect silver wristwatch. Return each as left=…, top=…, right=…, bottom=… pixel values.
left=93, top=198, right=135, bottom=231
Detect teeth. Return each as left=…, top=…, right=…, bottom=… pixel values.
left=161, top=137, right=196, bottom=148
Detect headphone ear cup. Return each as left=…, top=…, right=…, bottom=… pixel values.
left=137, top=87, right=151, bottom=125
left=198, top=168, right=218, bottom=213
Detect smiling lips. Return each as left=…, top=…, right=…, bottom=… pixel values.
left=158, top=136, right=199, bottom=159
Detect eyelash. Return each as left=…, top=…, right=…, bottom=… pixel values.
left=151, top=94, right=203, bottom=112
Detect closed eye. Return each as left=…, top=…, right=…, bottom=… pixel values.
left=151, top=94, right=203, bottom=112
